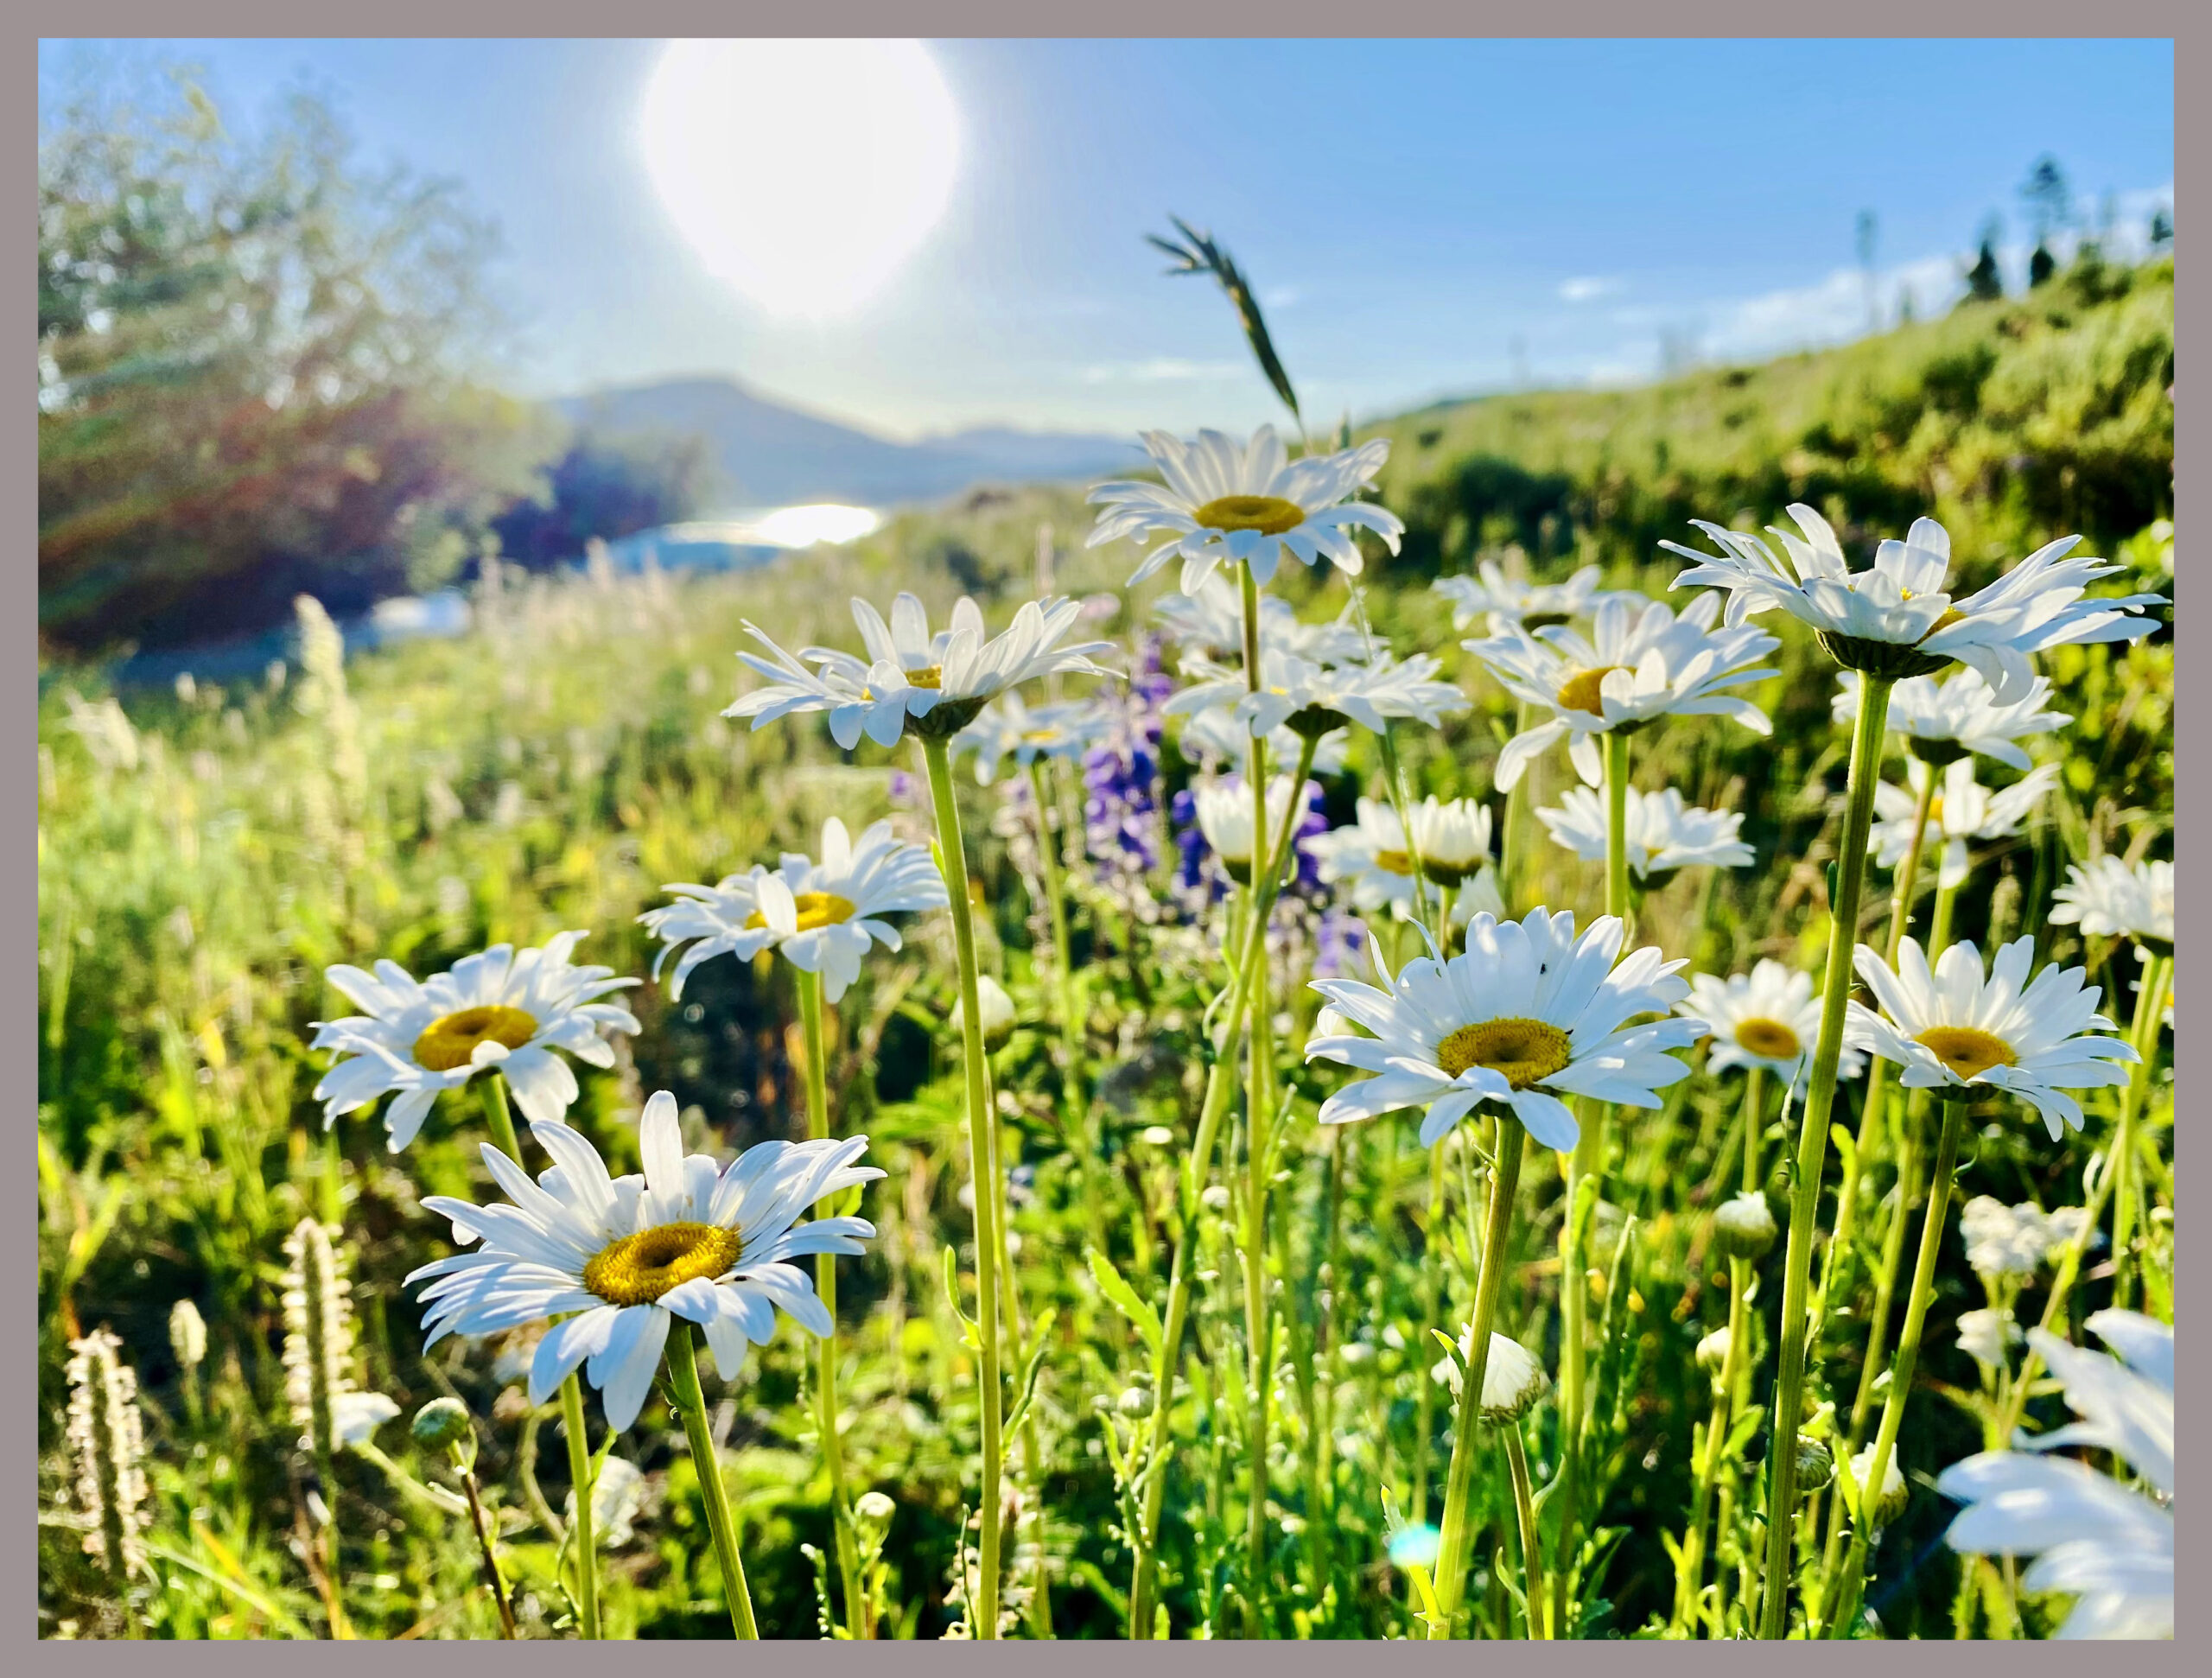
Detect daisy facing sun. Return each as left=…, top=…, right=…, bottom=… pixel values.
left=310, top=933, right=639, bottom=1149
left=1304, top=907, right=1705, bottom=1151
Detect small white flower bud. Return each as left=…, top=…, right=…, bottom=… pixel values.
left=1713, top=1191, right=1779, bottom=1260
left=168, top=1300, right=207, bottom=1373
left=1850, top=1445, right=1908, bottom=1528
left=950, top=976, right=1018, bottom=1048
left=1695, top=1325, right=1732, bottom=1373
left=1200, top=1184, right=1232, bottom=1211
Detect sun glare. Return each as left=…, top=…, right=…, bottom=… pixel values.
left=639, top=39, right=961, bottom=320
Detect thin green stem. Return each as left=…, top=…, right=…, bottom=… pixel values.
left=558, top=1370, right=601, bottom=1639
left=2111, top=950, right=2170, bottom=1309
left=796, top=970, right=868, bottom=1637
left=1126, top=733, right=1312, bottom=1637
left=920, top=732, right=1006, bottom=1637
left=1823, top=1096, right=1969, bottom=1637
left=666, top=1323, right=760, bottom=1638
left=1498, top=701, right=1535, bottom=915
left=452, top=1447, right=518, bottom=1638
left=1413, top=1143, right=1446, bottom=1525
left=1758, top=672, right=1892, bottom=1640
left=1504, top=1424, right=1549, bottom=1639
left=1550, top=729, right=1632, bottom=1637
left=477, top=1072, right=522, bottom=1163
left=1430, top=1117, right=1526, bottom=1634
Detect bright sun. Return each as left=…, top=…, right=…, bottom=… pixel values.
left=639, top=39, right=961, bottom=320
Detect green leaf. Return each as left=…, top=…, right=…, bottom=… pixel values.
left=1086, top=1248, right=1164, bottom=1358
left=1725, top=1403, right=1767, bottom=1459
left=941, top=1245, right=981, bottom=1349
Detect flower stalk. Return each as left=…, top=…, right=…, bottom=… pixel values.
left=919, top=730, right=1007, bottom=1638
left=1429, top=1115, right=1526, bottom=1634
left=795, top=969, right=868, bottom=1636
left=1758, top=672, right=1892, bottom=1639
left=665, top=1322, right=761, bottom=1638
left=1821, top=1091, right=1971, bottom=1637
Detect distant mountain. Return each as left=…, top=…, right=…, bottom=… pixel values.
left=555, top=377, right=1139, bottom=508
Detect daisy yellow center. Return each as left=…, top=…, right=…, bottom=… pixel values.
left=1734, top=1016, right=1802, bottom=1060
left=582, top=1223, right=743, bottom=1306
left=1021, top=728, right=1061, bottom=743
left=1556, top=665, right=1622, bottom=715
left=412, top=1005, right=538, bottom=1072
left=1435, top=1017, right=1573, bottom=1088
left=1919, top=607, right=1967, bottom=639
left=904, top=665, right=943, bottom=690
left=1916, top=1025, right=2017, bottom=1080
left=1374, top=849, right=1415, bottom=876
left=1192, top=493, right=1307, bottom=537
left=745, top=891, right=857, bottom=934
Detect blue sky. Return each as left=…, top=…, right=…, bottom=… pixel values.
left=41, top=38, right=2174, bottom=441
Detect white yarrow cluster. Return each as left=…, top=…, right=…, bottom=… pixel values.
left=1958, top=1195, right=2092, bottom=1280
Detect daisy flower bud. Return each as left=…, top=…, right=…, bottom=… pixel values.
left=1849, top=1444, right=1908, bottom=1528
left=1712, top=1191, right=1779, bottom=1260
left=1695, top=1325, right=1732, bottom=1374
left=411, top=1396, right=473, bottom=1451
left=950, top=975, right=1018, bottom=1049
left=1796, top=1434, right=1836, bottom=1497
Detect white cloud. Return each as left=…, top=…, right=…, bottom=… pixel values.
left=1560, top=276, right=1622, bottom=302
left=1080, top=358, right=1245, bottom=385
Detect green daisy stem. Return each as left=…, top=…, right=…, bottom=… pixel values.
left=1498, top=701, right=1535, bottom=914
left=1548, top=728, right=1633, bottom=1637
left=1429, top=1115, right=1526, bottom=1635
left=475, top=1069, right=591, bottom=1636
left=1821, top=1093, right=1970, bottom=1638
left=2110, top=950, right=2171, bottom=1311
left=1504, top=1422, right=1550, bottom=1639
left=1127, top=728, right=1313, bottom=1638
left=1758, top=671, right=1893, bottom=1641
left=794, top=969, right=868, bottom=1637
left=450, top=1443, right=518, bottom=1638
left=1813, top=765, right=1937, bottom=1346
left=477, top=1071, right=522, bottom=1162
left=664, top=1322, right=760, bottom=1639
left=558, top=1366, right=601, bottom=1639
left=1743, top=1065, right=1768, bottom=1193
left=1413, top=1141, right=1446, bottom=1526
left=918, top=730, right=1007, bottom=1638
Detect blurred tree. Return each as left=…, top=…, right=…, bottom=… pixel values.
left=1962, top=218, right=2006, bottom=303
left=37, top=63, right=552, bottom=653
left=2020, top=156, right=2071, bottom=289
left=489, top=429, right=721, bottom=573
left=2149, top=206, right=2173, bottom=251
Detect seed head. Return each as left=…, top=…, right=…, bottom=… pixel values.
left=282, top=1218, right=358, bottom=1458
left=65, top=1329, right=149, bottom=1582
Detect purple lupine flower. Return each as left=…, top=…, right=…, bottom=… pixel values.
left=1313, top=908, right=1371, bottom=980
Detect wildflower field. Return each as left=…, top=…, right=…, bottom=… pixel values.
left=37, top=252, right=2175, bottom=1641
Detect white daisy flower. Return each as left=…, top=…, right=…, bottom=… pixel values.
left=1939, top=1310, right=2173, bottom=1640
left=332, top=1392, right=401, bottom=1449
left=1190, top=773, right=1308, bottom=881
left=1959, top=1196, right=2092, bottom=1280
left=640, top=817, right=947, bottom=1003
left=310, top=934, right=641, bottom=1149
left=1662, top=507, right=2163, bottom=701
left=1678, top=959, right=1866, bottom=1084
left=1166, top=645, right=1469, bottom=740
left=728, top=592, right=1116, bottom=749
left=1465, top=593, right=1779, bottom=791
left=1305, top=907, right=1705, bottom=1151
left=1433, top=559, right=1616, bottom=634
left=951, top=693, right=1115, bottom=785
left=1153, top=572, right=1370, bottom=664
left=1178, top=704, right=1350, bottom=777
left=1306, top=796, right=1496, bottom=921
left=2050, top=856, right=2174, bottom=951
left=1833, top=668, right=2070, bottom=770
left=409, top=1091, right=882, bottom=1432
left=1085, top=425, right=1405, bottom=595
left=1844, top=937, right=2139, bottom=1139
left=1872, top=758, right=2060, bottom=890
left=1537, top=785, right=1755, bottom=885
